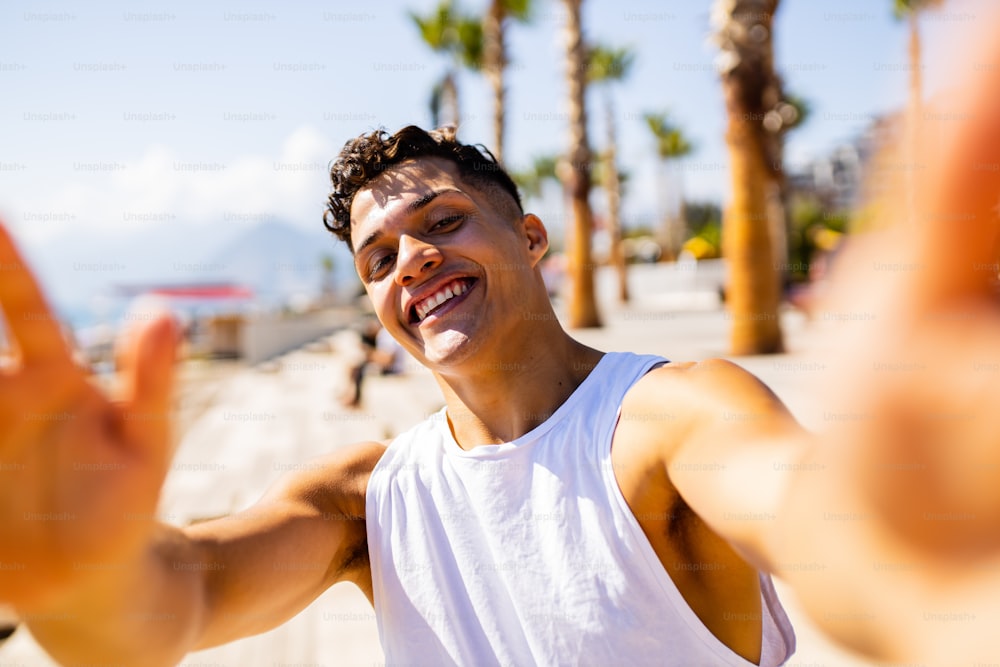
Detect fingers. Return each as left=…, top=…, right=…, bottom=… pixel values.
left=907, top=24, right=1000, bottom=312
left=0, top=223, right=73, bottom=366
left=116, top=309, right=179, bottom=459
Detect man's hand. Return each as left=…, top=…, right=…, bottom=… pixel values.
left=0, top=222, right=179, bottom=612
left=822, top=23, right=1000, bottom=556
left=0, top=224, right=373, bottom=667
left=657, top=21, right=1000, bottom=665
left=775, top=22, right=1000, bottom=664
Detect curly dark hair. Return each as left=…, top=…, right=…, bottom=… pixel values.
left=323, top=125, right=523, bottom=250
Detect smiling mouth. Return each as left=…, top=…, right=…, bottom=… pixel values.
left=410, top=278, right=477, bottom=324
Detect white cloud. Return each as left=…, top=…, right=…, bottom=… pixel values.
left=10, top=125, right=335, bottom=246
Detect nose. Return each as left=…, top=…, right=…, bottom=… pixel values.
left=395, top=234, right=442, bottom=287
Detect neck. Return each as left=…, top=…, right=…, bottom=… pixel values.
left=434, top=323, right=604, bottom=448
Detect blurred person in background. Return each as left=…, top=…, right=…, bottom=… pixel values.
left=342, top=316, right=405, bottom=409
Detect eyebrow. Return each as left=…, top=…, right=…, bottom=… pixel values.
left=353, top=188, right=461, bottom=256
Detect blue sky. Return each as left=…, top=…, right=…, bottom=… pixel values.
left=0, top=0, right=985, bottom=312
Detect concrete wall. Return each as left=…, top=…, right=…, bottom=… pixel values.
left=242, top=309, right=352, bottom=365
left=595, top=259, right=726, bottom=311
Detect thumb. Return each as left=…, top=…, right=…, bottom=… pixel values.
left=115, top=301, right=180, bottom=457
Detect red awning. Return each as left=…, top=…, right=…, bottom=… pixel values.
left=116, top=284, right=253, bottom=299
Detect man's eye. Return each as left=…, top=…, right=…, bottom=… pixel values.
left=432, top=214, right=465, bottom=230
left=368, top=254, right=395, bottom=280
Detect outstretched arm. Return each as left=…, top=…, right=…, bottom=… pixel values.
left=646, top=20, right=1000, bottom=665
left=26, top=444, right=379, bottom=667
left=0, top=223, right=380, bottom=666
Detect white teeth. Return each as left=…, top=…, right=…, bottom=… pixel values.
left=414, top=280, right=469, bottom=322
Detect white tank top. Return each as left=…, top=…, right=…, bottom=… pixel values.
left=366, top=352, right=795, bottom=666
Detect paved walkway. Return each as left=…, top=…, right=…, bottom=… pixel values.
left=2, top=265, right=876, bottom=666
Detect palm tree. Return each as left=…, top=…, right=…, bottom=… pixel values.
left=588, top=44, right=635, bottom=303
left=320, top=253, right=335, bottom=285
left=482, top=0, right=533, bottom=163
left=643, top=111, right=694, bottom=262
left=560, top=0, right=600, bottom=328
left=711, top=0, right=784, bottom=355
left=893, top=0, right=944, bottom=114
left=411, top=0, right=483, bottom=129
left=892, top=0, right=944, bottom=225
left=319, top=254, right=336, bottom=306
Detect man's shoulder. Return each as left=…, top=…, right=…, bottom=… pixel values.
left=622, top=357, right=747, bottom=407
left=628, top=356, right=778, bottom=398
left=618, top=358, right=783, bottom=447
left=318, top=440, right=390, bottom=492
left=621, top=356, right=796, bottom=451
left=266, top=441, right=388, bottom=518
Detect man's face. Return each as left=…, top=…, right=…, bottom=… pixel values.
left=350, top=157, right=547, bottom=370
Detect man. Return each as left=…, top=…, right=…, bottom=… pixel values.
left=0, top=123, right=799, bottom=666
left=3, top=34, right=1000, bottom=667
left=322, top=124, right=795, bottom=665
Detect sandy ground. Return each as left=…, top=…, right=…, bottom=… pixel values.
left=1, top=265, right=884, bottom=666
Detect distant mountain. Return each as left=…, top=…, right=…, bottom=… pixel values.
left=29, top=219, right=236, bottom=325
left=26, top=218, right=357, bottom=328
left=201, top=219, right=357, bottom=306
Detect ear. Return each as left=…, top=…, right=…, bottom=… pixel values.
left=522, top=214, right=549, bottom=267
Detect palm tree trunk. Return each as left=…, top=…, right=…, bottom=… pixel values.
left=441, top=70, right=460, bottom=129
left=717, top=0, right=784, bottom=354
left=562, top=0, right=601, bottom=328
left=484, top=0, right=506, bottom=162
left=655, top=159, right=674, bottom=260
left=603, top=93, right=629, bottom=303
left=908, top=11, right=922, bottom=113
left=723, top=116, right=783, bottom=354
left=675, top=164, right=687, bottom=258
left=905, top=11, right=922, bottom=225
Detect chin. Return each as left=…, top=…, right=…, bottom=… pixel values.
left=418, top=328, right=482, bottom=369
